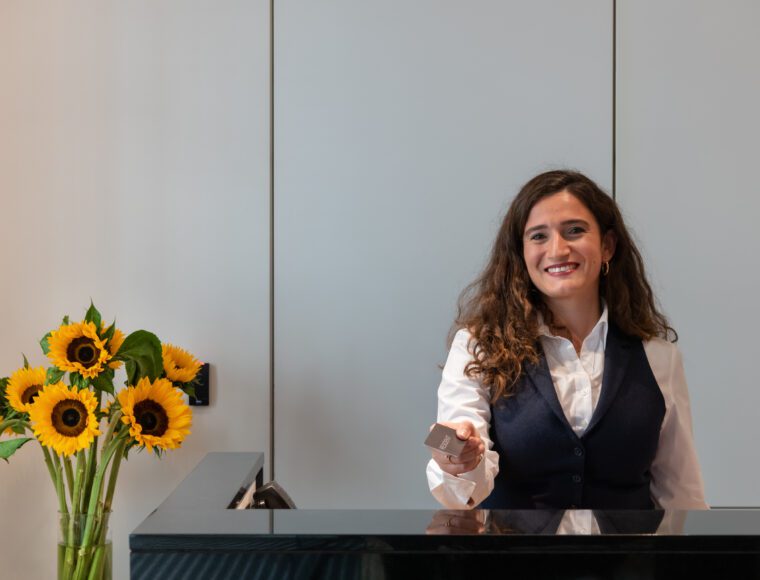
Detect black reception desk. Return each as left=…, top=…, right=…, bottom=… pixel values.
left=130, top=453, right=760, bottom=579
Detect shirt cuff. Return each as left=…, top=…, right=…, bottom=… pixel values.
left=427, top=456, right=490, bottom=509
left=427, top=459, right=477, bottom=508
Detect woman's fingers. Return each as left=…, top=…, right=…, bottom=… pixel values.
left=433, top=447, right=485, bottom=475
left=426, top=510, right=485, bottom=535
left=429, top=420, right=485, bottom=475
left=447, top=444, right=484, bottom=466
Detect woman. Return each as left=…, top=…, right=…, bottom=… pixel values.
left=426, top=170, right=707, bottom=510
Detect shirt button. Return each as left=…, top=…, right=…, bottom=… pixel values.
left=572, top=475, right=582, bottom=483
left=574, top=447, right=583, bottom=456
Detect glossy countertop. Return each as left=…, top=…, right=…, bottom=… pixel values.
left=131, top=453, right=760, bottom=554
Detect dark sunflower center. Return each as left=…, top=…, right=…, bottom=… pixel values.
left=67, top=337, right=98, bottom=367
left=21, top=385, right=43, bottom=405
left=51, top=400, right=88, bottom=437
left=62, top=409, right=80, bottom=427
left=134, top=400, right=169, bottom=437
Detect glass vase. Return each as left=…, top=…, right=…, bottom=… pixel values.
left=57, top=511, right=112, bottom=580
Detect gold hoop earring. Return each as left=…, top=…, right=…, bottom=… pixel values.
left=601, top=261, right=610, bottom=277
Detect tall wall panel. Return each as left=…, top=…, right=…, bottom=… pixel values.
left=617, top=0, right=760, bottom=505
left=0, top=2, right=271, bottom=578
left=275, top=0, right=613, bottom=507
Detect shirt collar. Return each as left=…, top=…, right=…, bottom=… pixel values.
left=537, top=302, right=609, bottom=350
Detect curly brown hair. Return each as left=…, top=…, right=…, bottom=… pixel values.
left=451, top=170, right=675, bottom=402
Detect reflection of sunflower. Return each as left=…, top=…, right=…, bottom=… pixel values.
left=162, top=344, right=201, bottom=383
left=28, top=383, right=101, bottom=456
left=118, top=377, right=191, bottom=452
left=48, top=322, right=111, bottom=379
left=104, top=326, right=125, bottom=369
left=7, top=366, right=47, bottom=413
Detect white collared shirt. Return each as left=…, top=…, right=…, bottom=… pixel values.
left=537, top=306, right=608, bottom=437
left=426, top=306, right=708, bottom=511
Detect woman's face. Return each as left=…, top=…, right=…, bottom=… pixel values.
left=522, top=190, right=616, bottom=306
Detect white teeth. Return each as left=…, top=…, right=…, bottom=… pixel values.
left=547, top=264, right=577, bottom=273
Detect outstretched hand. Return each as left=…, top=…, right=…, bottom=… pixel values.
left=430, top=421, right=485, bottom=476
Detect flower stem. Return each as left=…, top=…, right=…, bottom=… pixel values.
left=0, top=417, right=31, bottom=434
left=39, top=444, right=59, bottom=493
left=100, top=411, right=122, bottom=454
left=102, top=439, right=125, bottom=516
left=72, top=434, right=125, bottom=580
left=80, top=392, right=101, bottom=513
left=89, top=437, right=124, bottom=580
left=85, top=438, right=126, bottom=580
left=86, top=545, right=108, bottom=580
left=63, top=450, right=87, bottom=579
left=64, top=455, right=76, bottom=505
left=50, top=451, right=70, bottom=515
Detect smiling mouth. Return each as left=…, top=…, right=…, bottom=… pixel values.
left=545, top=263, right=579, bottom=274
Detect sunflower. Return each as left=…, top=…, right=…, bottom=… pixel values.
left=118, top=377, right=191, bottom=452
left=104, top=326, right=125, bottom=369
left=28, top=382, right=101, bottom=456
left=48, top=321, right=111, bottom=379
left=7, top=366, right=47, bottom=413
left=162, top=344, right=202, bottom=383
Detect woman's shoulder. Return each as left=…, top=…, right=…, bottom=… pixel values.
left=642, top=336, right=683, bottom=388
left=450, top=327, right=476, bottom=354
left=452, top=327, right=473, bottom=342
left=642, top=335, right=680, bottom=361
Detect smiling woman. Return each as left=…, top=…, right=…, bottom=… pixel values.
left=426, top=170, right=707, bottom=511
left=523, top=191, right=615, bottom=319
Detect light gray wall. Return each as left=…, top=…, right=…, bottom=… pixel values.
left=2, top=0, right=759, bottom=578
left=0, top=2, right=271, bottom=579
left=273, top=0, right=612, bottom=508
left=616, top=0, right=760, bottom=506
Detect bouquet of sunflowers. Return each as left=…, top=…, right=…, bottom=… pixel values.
left=0, top=302, right=201, bottom=580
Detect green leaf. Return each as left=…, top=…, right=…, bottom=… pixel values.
left=11, top=422, right=25, bottom=435
left=70, top=372, right=86, bottom=389
left=84, top=301, right=102, bottom=329
left=22, top=354, right=30, bottom=369
left=46, top=367, right=65, bottom=385
left=115, top=330, right=162, bottom=384
left=125, top=361, right=136, bottom=385
left=0, top=438, right=32, bottom=462
left=40, top=332, right=52, bottom=355
left=62, top=315, right=70, bottom=326
left=92, top=368, right=115, bottom=395
left=101, top=320, right=116, bottom=342
left=183, top=384, right=196, bottom=399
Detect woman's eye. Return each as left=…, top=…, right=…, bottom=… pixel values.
left=567, top=226, right=586, bottom=235
left=529, top=233, right=546, bottom=241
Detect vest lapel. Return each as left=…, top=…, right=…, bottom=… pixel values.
left=585, top=323, right=634, bottom=435
left=525, top=355, right=578, bottom=439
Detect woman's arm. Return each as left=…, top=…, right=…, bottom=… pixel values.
left=645, top=339, right=708, bottom=509
left=427, top=329, right=499, bottom=508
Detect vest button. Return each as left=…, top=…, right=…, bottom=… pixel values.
left=574, top=447, right=583, bottom=456
left=572, top=474, right=582, bottom=483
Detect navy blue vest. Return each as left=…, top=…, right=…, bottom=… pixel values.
left=480, top=323, right=666, bottom=509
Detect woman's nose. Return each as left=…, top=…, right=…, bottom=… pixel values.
left=549, top=234, right=570, bottom=258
